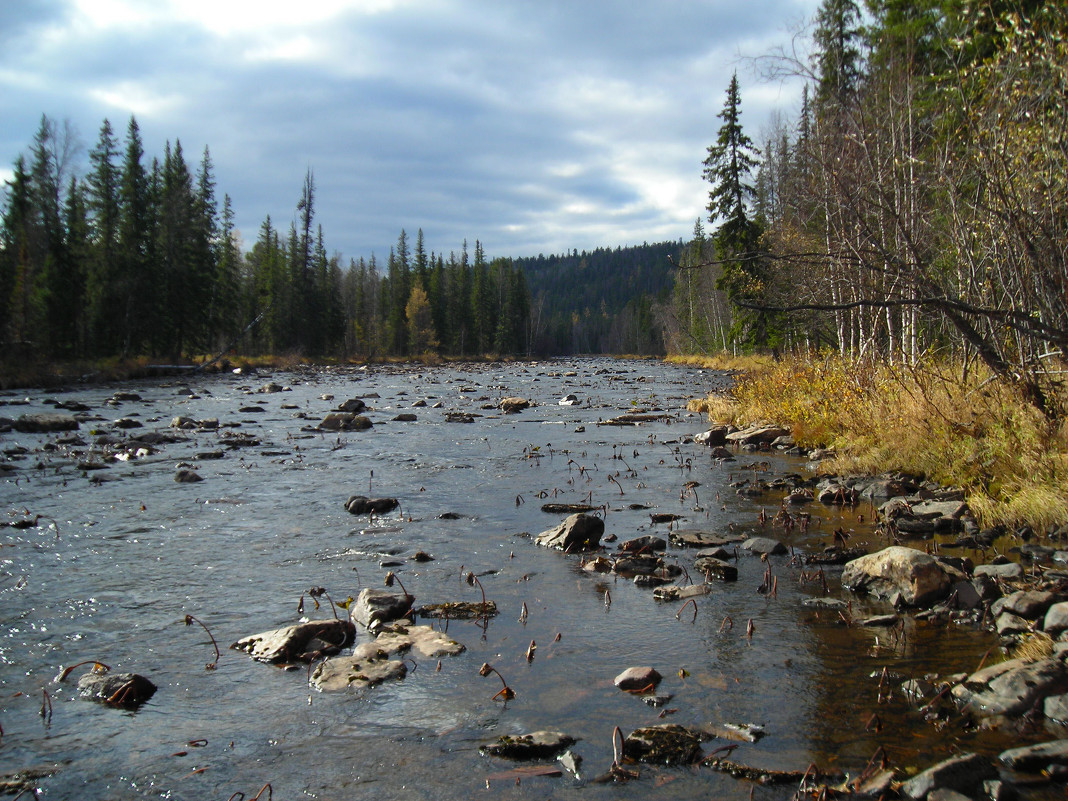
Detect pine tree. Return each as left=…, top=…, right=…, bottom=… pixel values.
left=813, top=0, right=864, bottom=110
left=703, top=74, right=771, bottom=349
left=115, top=117, right=152, bottom=355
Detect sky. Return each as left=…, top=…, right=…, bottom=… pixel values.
left=1, top=0, right=818, bottom=263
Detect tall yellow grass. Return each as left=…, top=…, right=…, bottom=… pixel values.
left=696, top=353, right=1068, bottom=529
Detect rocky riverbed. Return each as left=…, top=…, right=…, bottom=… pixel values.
left=1, top=358, right=1066, bottom=800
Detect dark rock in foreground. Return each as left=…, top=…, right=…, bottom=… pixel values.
left=345, top=496, right=400, bottom=515
left=623, top=724, right=705, bottom=765
left=77, top=671, right=157, bottom=707
left=481, top=731, right=576, bottom=759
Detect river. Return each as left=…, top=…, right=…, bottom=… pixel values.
left=0, top=358, right=1033, bottom=799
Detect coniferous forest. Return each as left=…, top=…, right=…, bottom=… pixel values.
left=0, top=115, right=543, bottom=364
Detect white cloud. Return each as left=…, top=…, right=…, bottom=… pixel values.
left=2, top=0, right=823, bottom=259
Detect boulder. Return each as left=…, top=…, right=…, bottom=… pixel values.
left=974, top=562, right=1024, bottom=581
left=336, top=398, right=367, bottom=413
left=480, top=731, right=576, bottom=759
left=999, top=739, right=1068, bottom=772
left=174, top=469, right=203, bottom=483
left=670, top=529, right=742, bottom=548
left=535, top=513, right=603, bottom=552
left=693, top=556, right=738, bottom=582
left=320, top=412, right=372, bottom=431
left=614, top=666, right=661, bottom=691
left=724, top=424, right=789, bottom=446
left=951, top=652, right=1068, bottom=718
left=841, top=546, right=964, bottom=607
left=992, top=590, right=1058, bottom=621
left=345, top=496, right=399, bottom=515
left=14, top=412, right=79, bottom=433
left=1045, top=602, right=1068, bottom=636
left=741, top=537, right=788, bottom=556
left=77, top=671, right=156, bottom=708
left=350, top=589, right=413, bottom=629
left=231, top=619, right=356, bottom=664
left=694, top=425, right=729, bottom=446
left=619, top=535, right=666, bottom=553
left=898, top=752, right=997, bottom=800
left=499, top=397, right=530, bottom=413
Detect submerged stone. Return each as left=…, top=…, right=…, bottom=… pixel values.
left=622, top=724, right=704, bottom=765
left=480, top=731, right=576, bottom=759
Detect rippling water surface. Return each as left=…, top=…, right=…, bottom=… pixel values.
left=0, top=358, right=1030, bottom=799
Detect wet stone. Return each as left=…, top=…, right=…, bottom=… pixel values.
left=534, top=513, right=603, bottom=552
left=974, top=562, right=1023, bottom=580
left=319, top=412, right=372, bottom=431
left=480, top=731, right=575, bottom=759
left=670, top=529, right=742, bottom=548
left=992, top=590, right=1059, bottom=621
left=741, top=537, right=788, bottom=556
left=14, top=412, right=79, bottom=433
left=999, top=739, right=1068, bottom=772
left=350, top=588, right=412, bottom=629
left=174, top=469, right=203, bottom=483
left=345, top=496, right=400, bottom=515
left=614, top=666, right=661, bottom=691
left=77, top=671, right=157, bottom=708
left=951, top=652, right=1068, bottom=718
left=899, top=752, right=997, bottom=800
left=231, top=619, right=356, bottom=664
left=1044, top=694, right=1068, bottom=724
left=653, top=583, right=711, bottom=601
left=622, top=724, right=705, bottom=765
left=693, top=556, right=738, bottom=582
left=619, top=535, right=666, bottom=553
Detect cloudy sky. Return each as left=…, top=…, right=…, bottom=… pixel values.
left=1, top=0, right=817, bottom=262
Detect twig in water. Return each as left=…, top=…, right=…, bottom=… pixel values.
left=479, top=662, right=516, bottom=701
left=57, top=660, right=111, bottom=682
left=40, top=689, right=52, bottom=726
left=184, top=614, right=221, bottom=669
left=676, top=598, right=698, bottom=622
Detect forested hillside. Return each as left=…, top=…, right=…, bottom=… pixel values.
left=0, top=115, right=674, bottom=364
left=515, top=242, right=677, bottom=355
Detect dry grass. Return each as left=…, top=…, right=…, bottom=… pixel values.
left=1010, top=631, right=1054, bottom=663
left=696, top=353, right=1068, bottom=530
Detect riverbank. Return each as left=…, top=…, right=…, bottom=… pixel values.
left=684, top=354, right=1068, bottom=532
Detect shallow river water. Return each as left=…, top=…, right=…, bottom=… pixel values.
left=0, top=358, right=1047, bottom=800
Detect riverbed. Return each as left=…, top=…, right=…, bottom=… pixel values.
left=0, top=358, right=1039, bottom=800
